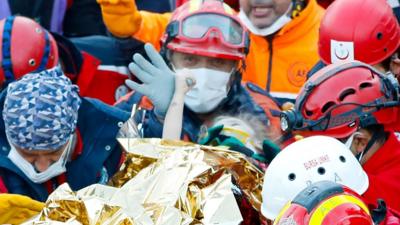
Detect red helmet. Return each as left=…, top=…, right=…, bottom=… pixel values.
left=274, top=181, right=373, bottom=225
left=280, top=61, right=399, bottom=138
left=0, top=16, right=59, bottom=86
left=162, top=0, right=249, bottom=61
left=318, top=0, right=400, bottom=65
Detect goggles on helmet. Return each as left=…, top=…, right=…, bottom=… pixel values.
left=181, top=13, right=245, bottom=47
left=165, top=12, right=249, bottom=60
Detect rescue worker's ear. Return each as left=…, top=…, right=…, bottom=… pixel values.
left=351, top=131, right=371, bottom=154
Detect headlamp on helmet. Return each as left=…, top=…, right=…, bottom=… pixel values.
left=280, top=61, right=400, bottom=137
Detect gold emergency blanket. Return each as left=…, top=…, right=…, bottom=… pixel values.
left=23, top=138, right=263, bottom=225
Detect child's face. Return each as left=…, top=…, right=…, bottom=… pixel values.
left=213, top=117, right=255, bottom=140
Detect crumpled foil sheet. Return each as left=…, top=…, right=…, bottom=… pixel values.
left=23, top=107, right=264, bottom=225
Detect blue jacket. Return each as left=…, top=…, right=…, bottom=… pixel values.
left=0, top=91, right=130, bottom=201
left=116, top=80, right=270, bottom=142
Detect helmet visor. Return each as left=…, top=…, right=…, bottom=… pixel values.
left=181, top=13, right=244, bottom=46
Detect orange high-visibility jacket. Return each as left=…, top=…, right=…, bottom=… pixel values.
left=120, top=0, right=324, bottom=102
left=244, top=1, right=324, bottom=101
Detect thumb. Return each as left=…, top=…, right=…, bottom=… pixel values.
left=176, top=69, right=196, bottom=87
left=185, top=77, right=196, bottom=88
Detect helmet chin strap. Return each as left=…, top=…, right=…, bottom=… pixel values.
left=355, top=131, right=380, bottom=162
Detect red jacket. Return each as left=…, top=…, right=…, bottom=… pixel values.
left=70, top=52, right=130, bottom=105
left=0, top=177, right=7, bottom=193
left=385, top=209, right=400, bottom=225
left=362, top=132, right=400, bottom=213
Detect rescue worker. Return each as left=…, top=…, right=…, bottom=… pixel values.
left=121, top=0, right=281, bottom=143
left=261, top=135, right=370, bottom=220
left=309, top=0, right=400, bottom=78
left=0, top=67, right=130, bottom=201
left=97, top=0, right=325, bottom=104
left=0, top=16, right=131, bottom=105
left=262, top=136, right=400, bottom=224
left=280, top=61, right=400, bottom=213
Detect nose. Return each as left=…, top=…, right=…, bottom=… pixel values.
left=33, top=157, right=52, bottom=172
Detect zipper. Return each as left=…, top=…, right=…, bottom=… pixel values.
left=266, top=36, right=274, bottom=92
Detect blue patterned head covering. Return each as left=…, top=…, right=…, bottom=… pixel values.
left=3, top=67, right=81, bottom=151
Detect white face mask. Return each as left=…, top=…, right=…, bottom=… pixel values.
left=344, top=132, right=366, bottom=162
left=386, top=71, right=399, bottom=87
left=175, top=68, right=231, bottom=113
left=7, top=135, right=74, bottom=183
left=238, top=3, right=293, bottom=36
left=344, top=132, right=356, bottom=149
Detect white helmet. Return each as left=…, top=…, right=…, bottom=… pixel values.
left=261, top=136, right=369, bottom=220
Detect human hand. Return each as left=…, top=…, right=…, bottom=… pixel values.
left=174, top=69, right=196, bottom=95
left=97, top=0, right=142, bottom=37
left=0, top=194, right=44, bottom=224
left=125, top=43, right=175, bottom=117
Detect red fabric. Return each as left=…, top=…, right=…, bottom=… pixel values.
left=0, top=177, right=8, bottom=193
left=76, top=52, right=129, bottom=105
left=175, top=0, right=186, bottom=8
left=317, top=0, right=335, bottom=8
left=236, top=194, right=261, bottom=225
left=362, top=132, right=400, bottom=213
left=71, top=129, right=83, bottom=160
left=383, top=209, right=400, bottom=225
left=385, top=112, right=400, bottom=132
left=67, top=0, right=74, bottom=9
left=44, top=174, right=67, bottom=194
left=114, top=91, right=134, bottom=106
left=75, top=52, right=100, bottom=97
left=44, top=180, right=53, bottom=194
left=224, top=0, right=239, bottom=11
